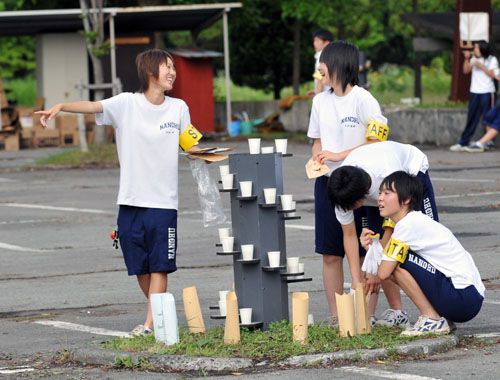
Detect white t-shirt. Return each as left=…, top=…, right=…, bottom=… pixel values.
left=307, top=85, right=387, bottom=174
left=95, top=92, right=190, bottom=210
left=335, top=141, right=429, bottom=225
left=382, top=211, right=485, bottom=296
left=470, top=56, right=498, bottom=94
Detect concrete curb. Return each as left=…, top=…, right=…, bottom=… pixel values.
left=279, top=334, right=459, bottom=367
left=70, top=334, right=459, bottom=373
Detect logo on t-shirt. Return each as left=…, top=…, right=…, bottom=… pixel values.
left=340, top=116, right=360, bottom=128
left=167, top=227, right=176, bottom=259
left=160, top=122, right=180, bottom=134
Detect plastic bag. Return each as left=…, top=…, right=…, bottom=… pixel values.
left=189, top=159, right=227, bottom=227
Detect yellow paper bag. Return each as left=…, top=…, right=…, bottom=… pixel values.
left=179, top=124, right=202, bottom=151
left=224, top=291, right=240, bottom=344
left=187, top=152, right=228, bottom=162
left=292, top=292, right=309, bottom=345
left=355, top=284, right=371, bottom=335
left=182, top=286, right=206, bottom=334
left=335, top=292, right=356, bottom=337
left=305, top=158, right=330, bottom=179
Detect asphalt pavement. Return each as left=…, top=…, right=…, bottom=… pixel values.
left=0, top=140, right=499, bottom=379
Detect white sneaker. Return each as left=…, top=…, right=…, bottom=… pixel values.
left=130, top=324, right=153, bottom=337
left=450, top=143, right=466, bottom=152
left=465, top=142, right=485, bottom=153
left=375, top=308, right=409, bottom=328
left=401, top=315, right=450, bottom=336
left=369, top=315, right=377, bottom=327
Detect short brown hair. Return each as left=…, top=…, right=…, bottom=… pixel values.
left=136, top=49, right=174, bottom=93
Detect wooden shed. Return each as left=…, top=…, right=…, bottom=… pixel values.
left=169, top=50, right=222, bottom=133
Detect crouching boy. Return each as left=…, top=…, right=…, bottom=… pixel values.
left=360, top=171, right=485, bottom=336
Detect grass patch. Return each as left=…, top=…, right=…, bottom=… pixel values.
left=214, top=58, right=465, bottom=109
left=103, top=321, right=418, bottom=361
left=36, top=144, right=118, bottom=167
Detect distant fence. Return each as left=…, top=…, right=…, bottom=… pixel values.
left=215, top=100, right=484, bottom=146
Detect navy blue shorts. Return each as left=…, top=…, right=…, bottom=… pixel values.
left=117, top=205, right=178, bottom=276
left=417, top=171, right=439, bottom=222
left=483, top=106, right=500, bottom=131
left=400, top=251, right=483, bottom=322
left=314, top=175, right=384, bottom=256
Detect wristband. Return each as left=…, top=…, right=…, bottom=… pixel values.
left=179, top=124, right=202, bottom=151
left=384, top=237, right=409, bottom=263
left=382, top=217, right=396, bottom=229
left=365, top=120, right=389, bottom=141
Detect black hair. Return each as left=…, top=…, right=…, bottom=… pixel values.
left=319, top=40, right=359, bottom=92
left=327, top=166, right=371, bottom=212
left=312, top=29, right=334, bottom=42
left=136, top=49, right=175, bottom=93
left=380, top=171, right=422, bottom=212
left=477, top=40, right=491, bottom=58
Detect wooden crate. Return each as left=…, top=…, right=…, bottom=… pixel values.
left=33, top=127, right=60, bottom=148
left=56, top=115, right=79, bottom=146
left=20, top=127, right=34, bottom=149
left=0, top=132, right=20, bottom=152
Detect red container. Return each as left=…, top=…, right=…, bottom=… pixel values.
left=170, top=51, right=218, bottom=133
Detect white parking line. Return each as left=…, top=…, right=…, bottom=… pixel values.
left=0, top=177, right=16, bottom=183
left=0, top=202, right=113, bottom=215
left=0, top=202, right=223, bottom=217
left=484, top=299, right=500, bottom=305
left=432, top=177, right=496, bottom=183
left=285, top=224, right=315, bottom=231
left=471, top=332, right=500, bottom=339
left=436, top=191, right=500, bottom=199
left=0, top=242, right=51, bottom=253
left=338, top=366, right=441, bottom=379
left=0, top=366, right=35, bottom=374
left=0, top=218, right=61, bottom=225
left=34, top=320, right=129, bottom=338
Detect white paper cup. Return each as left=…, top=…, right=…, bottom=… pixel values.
left=275, top=139, right=288, bottom=154
left=240, top=181, right=253, bottom=197
left=218, top=228, right=231, bottom=243
left=248, top=138, right=261, bottom=154
left=219, top=165, right=230, bottom=177
left=219, top=290, right=230, bottom=301
left=287, top=200, right=297, bottom=217
left=280, top=194, right=293, bottom=211
left=241, top=244, right=254, bottom=261
left=295, top=263, right=305, bottom=279
left=240, top=308, right=252, bottom=324
left=221, top=236, right=234, bottom=252
left=287, top=257, right=300, bottom=273
left=263, top=188, right=276, bottom=204
left=221, top=173, right=234, bottom=189
left=308, top=313, right=314, bottom=325
left=218, top=299, right=227, bottom=316
left=261, top=146, right=274, bottom=154
left=267, top=251, right=280, bottom=267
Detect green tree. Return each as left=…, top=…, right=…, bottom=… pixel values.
left=229, top=0, right=317, bottom=99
